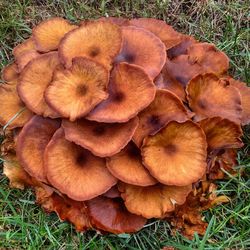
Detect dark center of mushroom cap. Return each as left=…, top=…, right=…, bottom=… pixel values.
left=92, top=125, right=106, bottom=136
left=89, top=46, right=101, bottom=58
left=197, top=99, right=207, bottom=109
left=76, top=152, right=88, bottom=165
left=113, top=91, right=125, bottom=103
left=76, top=85, right=88, bottom=96
left=164, top=144, right=177, bottom=155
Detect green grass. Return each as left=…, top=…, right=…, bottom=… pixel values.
left=0, top=0, right=250, bottom=249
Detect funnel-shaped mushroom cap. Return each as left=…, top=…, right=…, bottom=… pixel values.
left=133, top=89, right=189, bottom=147
left=1, top=63, right=19, bottom=82
left=187, top=74, right=242, bottom=123
left=107, top=142, right=157, bottom=186
left=33, top=17, right=77, bottom=52
left=142, top=121, right=207, bottom=186
left=227, top=77, right=250, bottom=125
left=0, top=85, right=33, bottom=129
left=16, top=116, right=60, bottom=183
left=115, top=26, right=166, bottom=79
left=45, top=57, right=109, bottom=121
left=59, top=21, right=122, bottom=68
left=13, top=38, right=36, bottom=59
left=118, top=183, right=192, bottom=218
left=45, top=128, right=117, bottom=201
left=129, top=18, right=183, bottom=49
left=86, top=196, right=146, bottom=233
left=199, top=117, right=243, bottom=151
left=62, top=117, right=138, bottom=157
left=16, top=50, right=40, bottom=72
left=18, top=52, right=61, bottom=118
left=87, top=63, right=156, bottom=123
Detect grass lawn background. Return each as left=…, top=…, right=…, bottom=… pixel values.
left=0, top=0, right=249, bottom=249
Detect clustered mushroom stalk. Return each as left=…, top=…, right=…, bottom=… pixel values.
left=1, top=17, right=249, bottom=239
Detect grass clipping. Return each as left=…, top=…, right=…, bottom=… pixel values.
left=1, top=17, right=249, bottom=239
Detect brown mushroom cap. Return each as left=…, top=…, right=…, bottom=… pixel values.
left=17, top=52, right=61, bottom=118
left=45, top=128, right=117, bottom=201
left=32, top=17, right=77, bottom=52
left=62, top=117, right=138, bottom=157
left=16, top=50, right=41, bottom=72
left=129, top=18, right=184, bottom=49
left=115, top=26, right=166, bottom=79
left=142, top=121, right=207, bottom=186
left=59, top=20, right=122, bottom=68
left=13, top=38, right=36, bottom=59
left=16, top=115, right=60, bottom=183
left=187, top=74, right=242, bottom=123
left=199, top=117, right=243, bottom=151
left=45, top=57, right=109, bottom=121
left=86, top=196, right=147, bottom=234
left=1, top=63, right=19, bottom=82
left=107, top=142, right=157, bottom=186
left=0, top=84, right=33, bottom=129
left=87, top=63, right=156, bottom=123
left=133, top=89, right=190, bottom=147
left=118, top=183, right=192, bottom=218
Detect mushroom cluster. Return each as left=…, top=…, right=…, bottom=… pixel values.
left=1, top=17, right=250, bottom=238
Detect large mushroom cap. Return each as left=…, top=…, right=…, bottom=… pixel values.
left=129, top=18, right=184, bottom=49
left=45, top=128, right=117, bottom=201
left=115, top=26, right=166, bottom=79
left=16, top=115, right=60, bottom=183
left=59, top=20, right=122, bottom=68
left=62, top=117, right=138, bottom=157
left=45, top=57, right=109, bottom=121
left=187, top=73, right=242, bottom=123
left=32, top=17, right=77, bottom=52
left=87, top=63, right=156, bottom=123
left=133, top=89, right=189, bottom=147
left=17, top=52, right=61, bottom=118
left=142, top=120, right=207, bottom=186
left=86, top=196, right=147, bottom=234
left=1, top=63, right=19, bottom=82
left=119, top=183, right=192, bottom=218
left=107, top=142, right=157, bottom=186
left=199, top=117, right=243, bottom=151
left=0, top=84, right=33, bottom=129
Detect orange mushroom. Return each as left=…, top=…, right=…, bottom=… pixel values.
left=59, top=20, right=122, bottom=68
left=1, top=63, right=19, bottom=82
left=199, top=117, right=243, bottom=151
left=86, top=196, right=146, bottom=233
left=45, top=57, right=109, bottom=121
left=187, top=74, right=242, bottom=123
left=107, top=142, right=157, bottom=186
left=87, top=63, right=156, bottom=123
left=62, top=117, right=138, bottom=157
left=118, top=183, right=192, bottom=218
left=142, top=120, right=207, bottom=186
left=133, top=89, right=190, bottom=147
left=32, top=17, right=77, bottom=52
left=17, top=52, right=61, bottom=118
left=16, top=115, right=60, bottom=183
left=115, top=26, right=166, bottom=79
left=16, top=50, right=41, bottom=72
left=0, top=84, right=33, bottom=129
left=13, top=37, right=36, bottom=59
left=45, top=128, right=117, bottom=201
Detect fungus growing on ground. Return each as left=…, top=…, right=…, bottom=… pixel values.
left=1, top=17, right=249, bottom=239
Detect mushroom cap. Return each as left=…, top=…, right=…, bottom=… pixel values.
left=86, top=196, right=147, bottom=234
left=1, top=63, right=19, bottom=82
left=16, top=50, right=41, bottom=72
left=199, top=117, right=243, bottom=151
left=187, top=74, right=242, bottom=123
left=115, top=26, right=166, bottom=79
left=107, top=142, right=157, bottom=186
left=16, top=115, right=60, bottom=183
left=62, top=116, right=138, bottom=157
left=133, top=89, right=189, bottom=147
left=227, top=77, right=250, bottom=125
left=45, top=128, right=117, bottom=201
left=0, top=84, right=33, bottom=129
left=142, top=120, right=207, bottom=186
left=32, top=17, right=77, bottom=52
left=59, top=20, right=122, bottom=68
left=45, top=57, right=109, bottom=121
left=17, top=52, right=61, bottom=118
left=118, top=183, right=192, bottom=218
left=129, top=18, right=184, bottom=49
left=13, top=37, right=36, bottom=59
left=87, top=63, right=156, bottom=123
left=98, top=17, right=130, bottom=26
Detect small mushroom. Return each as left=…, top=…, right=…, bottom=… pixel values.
left=13, top=37, right=36, bottom=60
left=1, top=63, right=19, bottom=82
left=16, top=50, right=41, bottom=72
